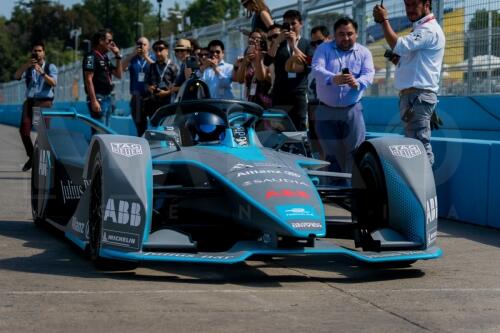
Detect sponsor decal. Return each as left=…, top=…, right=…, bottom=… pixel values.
left=266, top=189, right=310, bottom=200
left=426, top=196, right=438, bottom=225
left=428, top=230, right=437, bottom=244
left=60, top=179, right=90, bottom=204
left=389, top=144, right=422, bottom=159
left=104, top=198, right=142, bottom=227
left=142, top=252, right=235, bottom=260
left=232, top=127, right=248, bottom=146
left=229, top=162, right=284, bottom=172
left=71, top=216, right=86, bottom=234
left=290, top=221, right=322, bottom=230
left=276, top=205, right=319, bottom=220
left=102, top=229, right=140, bottom=249
left=237, top=169, right=301, bottom=178
left=242, top=178, right=310, bottom=187
left=230, top=163, right=254, bottom=172
left=110, top=143, right=143, bottom=157
left=38, top=149, right=50, bottom=177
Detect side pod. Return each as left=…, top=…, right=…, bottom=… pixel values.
left=351, top=137, right=438, bottom=251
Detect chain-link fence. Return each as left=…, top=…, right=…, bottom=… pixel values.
left=1, top=0, right=499, bottom=104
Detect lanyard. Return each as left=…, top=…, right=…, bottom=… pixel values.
left=334, top=46, right=355, bottom=71
left=286, top=37, right=300, bottom=56
left=413, top=14, right=435, bottom=31
left=156, top=60, right=170, bottom=83
left=138, top=57, right=147, bottom=72
left=93, top=49, right=112, bottom=85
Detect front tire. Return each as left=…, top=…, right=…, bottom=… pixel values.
left=31, top=143, right=44, bottom=227
left=89, top=152, right=138, bottom=271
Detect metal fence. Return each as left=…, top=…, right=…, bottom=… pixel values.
left=1, top=0, right=499, bottom=104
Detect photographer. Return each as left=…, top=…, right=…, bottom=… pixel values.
left=14, top=41, right=57, bottom=172
left=265, top=10, right=313, bottom=131
left=373, top=0, right=445, bottom=165
left=312, top=17, right=374, bottom=177
left=145, top=40, right=178, bottom=116
left=172, top=39, right=194, bottom=93
left=234, top=31, right=272, bottom=107
left=200, top=40, right=234, bottom=99
left=122, top=37, right=155, bottom=136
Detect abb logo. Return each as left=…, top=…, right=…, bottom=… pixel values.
left=104, top=198, right=141, bottom=227
left=265, top=189, right=310, bottom=200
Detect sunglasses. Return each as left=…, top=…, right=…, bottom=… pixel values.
left=154, top=47, right=166, bottom=52
left=310, top=40, right=324, bottom=47
left=175, top=49, right=187, bottom=53
left=210, top=50, right=222, bottom=55
left=267, top=34, right=279, bottom=41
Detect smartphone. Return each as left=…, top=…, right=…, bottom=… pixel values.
left=342, top=68, right=350, bottom=74
left=282, top=22, right=291, bottom=32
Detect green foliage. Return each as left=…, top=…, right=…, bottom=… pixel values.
left=465, top=10, right=500, bottom=59
left=0, top=0, right=240, bottom=82
left=185, top=0, right=240, bottom=28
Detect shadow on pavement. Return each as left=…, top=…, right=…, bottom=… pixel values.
left=438, top=219, right=500, bottom=248
left=0, top=219, right=425, bottom=286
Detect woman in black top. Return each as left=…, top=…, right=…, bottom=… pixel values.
left=241, top=0, right=273, bottom=32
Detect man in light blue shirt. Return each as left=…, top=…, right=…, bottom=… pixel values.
left=201, top=40, right=234, bottom=99
left=374, top=0, right=445, bottom=165
left=312, top=17, right=374, bottom=177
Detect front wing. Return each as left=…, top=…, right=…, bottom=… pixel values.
left=98, top=239, right=442, bottom=264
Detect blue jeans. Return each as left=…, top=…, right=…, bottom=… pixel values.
left=314, top=102, right=365, bottom=176
left=88, top=94, right=113, bottom=127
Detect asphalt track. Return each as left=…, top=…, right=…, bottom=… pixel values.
left=0, top=123, right=499, bottom=333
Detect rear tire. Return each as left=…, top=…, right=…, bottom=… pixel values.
left=89, top=152, right=138, bottom=271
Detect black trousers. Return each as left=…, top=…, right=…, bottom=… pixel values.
left=272, top=90, right=308, bottom=131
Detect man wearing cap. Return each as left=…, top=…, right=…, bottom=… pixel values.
left=172, top=38, right=194, bottom=93
left=373, top=0, right=445, bottom=165
left=122, top=36, right=155, bottom=136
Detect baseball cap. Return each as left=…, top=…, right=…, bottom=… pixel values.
left=174, top=39, right=192, bottom=51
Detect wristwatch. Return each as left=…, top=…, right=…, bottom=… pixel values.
left=115, top=54, right=123, bottom=60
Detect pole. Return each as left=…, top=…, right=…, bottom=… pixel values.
left=157, top=0, right=163, bottom=40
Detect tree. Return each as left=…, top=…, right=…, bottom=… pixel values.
left=184, top=0, right=240, bottom=28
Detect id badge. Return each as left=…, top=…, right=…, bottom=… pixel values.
left=249, top=82, right=257, bottom=96
left=138, top=72, right=145, bottom=82
left=288, top=72, right=297, bottom=79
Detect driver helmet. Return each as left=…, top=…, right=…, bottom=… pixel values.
left=186, top=112, right=226, bottom=143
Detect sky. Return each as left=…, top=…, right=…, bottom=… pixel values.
left=0, top=0, right=292, bottom=19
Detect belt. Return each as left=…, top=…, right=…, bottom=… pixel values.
left=399, top=87, right=435, bottom=96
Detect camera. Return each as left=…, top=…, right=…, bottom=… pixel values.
left=384, top=49, right=395, bottom=59
left=341, top=68, right=350, bottom=74
left=185, top=55, right=200, bottom=70
left=282, top=22, right=291, bottom=32
left=31, top=53, right=38, bottom=60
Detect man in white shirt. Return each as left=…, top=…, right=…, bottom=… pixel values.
left=373, top=0, right=445, bottom=165
left=201, top=39, right=234, bottom=99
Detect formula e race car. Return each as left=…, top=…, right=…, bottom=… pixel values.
left=31, top=92, right=441, bottom=270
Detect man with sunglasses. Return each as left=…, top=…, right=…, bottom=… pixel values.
left=311, top=17, right=374, bottom=179
left=145, top=40, right=178, bottom=116
left=82, top=29, right=123, bottom=128
left=265, top=10, right=313, bottom=131
left=122, top=37, right=155, bottom=136
left=200, top=39, right=234, bottom=99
